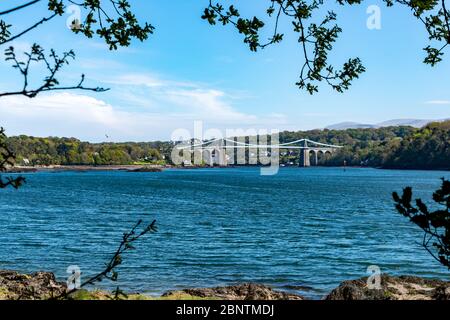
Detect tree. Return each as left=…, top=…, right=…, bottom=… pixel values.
left=383, top=121, right=450, bottom=170
left=0, top=2, right=156, bottom=297
left=393, top=179, right=450, bottom=269
left=0, top=0, right=152, bottom=186
left=0, top=127, right=25, bottom=189
left=61, top=219, right=157, bottom=300
left=1, top=1, right=449, bottom=99
left=202, top=0, right=450, bottom=94
left=0, top=0, right=152, bottom=98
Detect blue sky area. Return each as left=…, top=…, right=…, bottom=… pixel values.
left=0, top=1, right=449, bottom=141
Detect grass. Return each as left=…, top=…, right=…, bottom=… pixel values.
left=0, top=284, right=220, bottom=301
left=68, top=289, right=219, bottom=301
left=0, top=287, right=9, bottom=300
left=132, top=161, right=166, bottom=166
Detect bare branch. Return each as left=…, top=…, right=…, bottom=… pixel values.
left=0, top=0, right=42, bottom=16
left=0, top=13, right=58, bottom=46
left=57, top=219, right=157, bottom=300
left=0, top=44, right=109, bottom=98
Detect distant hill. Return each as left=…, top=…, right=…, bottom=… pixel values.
left=326, top=118, right=449, bottom=130
left=376, top=119, right=437, bottom=127
left=326, top=122, right=376, bottom=130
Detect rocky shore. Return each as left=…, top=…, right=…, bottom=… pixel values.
left=126, top=167, right=163, bottom=172
left=326, top=274, right=450, bottom=300
left=1, top=270, right=449, bottom=300
left=162, top=283, right=304, bottom=300
left=6, top=165, right=166, bottom=173
left=6, top=165, right=237, bottom=173
left=0, top=270, right=66, bottom=300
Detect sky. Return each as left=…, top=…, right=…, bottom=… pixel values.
left=0, top=0, right=449, bottom=142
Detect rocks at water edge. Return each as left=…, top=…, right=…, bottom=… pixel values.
left=5, top=167, right=37, bottom=173
left=2, top=270, right=450, bottom=300
left=162, top=283, right=305, bottom=300
left=325, top=274, right=450, bottom=300
left=126, top=167, right=163, bottom=172
left=0, top=270, right=66, bottom=300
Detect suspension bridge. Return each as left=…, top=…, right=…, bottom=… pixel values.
left=175, top=138, right=343, bottom=167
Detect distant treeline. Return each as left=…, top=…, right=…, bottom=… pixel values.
left=6, top=136, right=174, bottom=166
left=277, top=120, right=449, bottom=170
left=5, top=120, right=450, bottom=169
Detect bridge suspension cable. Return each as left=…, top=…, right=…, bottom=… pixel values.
left=176, top=137, right=342, bottom=150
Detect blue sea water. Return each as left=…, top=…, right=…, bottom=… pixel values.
left=0, top=167, right=449, bottom=298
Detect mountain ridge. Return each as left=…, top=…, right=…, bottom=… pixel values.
left=325, top=118, right=449, bottom=130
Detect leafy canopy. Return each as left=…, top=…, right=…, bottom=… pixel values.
left=202, top=0, right=450, bottom=94
left=0, top=0, right=153, bottom=98
left=1, top=1, right=450, bottom=96
left=393, top=179, right=450, bottom=269
left=0, top=128, right=26, bottom=189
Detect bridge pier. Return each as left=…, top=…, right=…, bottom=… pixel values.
left=299, top=149, right=310, bottom=167
left=208, top=150, right=214, bottom=166
left=216, top=148, right=227, bottom=166
left=204, top=148, right=228, bottom=166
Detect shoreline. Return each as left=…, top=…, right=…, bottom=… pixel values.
left=6, top=165, right=168, bottom=173
left=0, top=270, right=449, bottom=300
left=6, top=164, right=449, bottom=173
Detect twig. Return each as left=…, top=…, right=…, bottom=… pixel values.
left=57, top=219, right=157, bottom=300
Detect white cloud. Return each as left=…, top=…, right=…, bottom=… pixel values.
left=78, top=58, right=124, bottom=70
left=100, top=72, right=289, bottom=126
left=425, top=100, right=450, bottom=105
left=0, top=58, right=290, bottom=140
left=0, top=41, right=33, bottom=59
left=0, top=93, right=190, bottom=141
left=105, top=73, right=167, bottom=88
left=163, top=88, right=255, bottom=121
left=0, top=89, right=288, bottom=141
left=1, top=93, right=119, bottom=138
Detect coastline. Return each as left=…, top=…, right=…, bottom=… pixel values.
left=6, top=164, right=449, bottom=173
left=1, top=270, right=449, bottom=300
left=6, top=165, right=168, bottom=173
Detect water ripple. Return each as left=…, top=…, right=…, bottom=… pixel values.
left=0, top=167, right=449, bottom=298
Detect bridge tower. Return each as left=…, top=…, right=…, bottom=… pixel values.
left=299, top=149, right=310, bottom=167
left=299, top=139, right=310, bottom=167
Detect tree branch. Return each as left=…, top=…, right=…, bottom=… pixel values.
left=0, top=127, right=25, bottom=189
left=1, top=44, right=109, bottom=98
left=57, top=219, right=157, bottom=300
left=0, top=13, right=58, bottom=46
left=0, top=0, right=42, bottom=16
left=393, top=179, right=450, bottom=269
left=202, top=0, right=365, bottom=94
